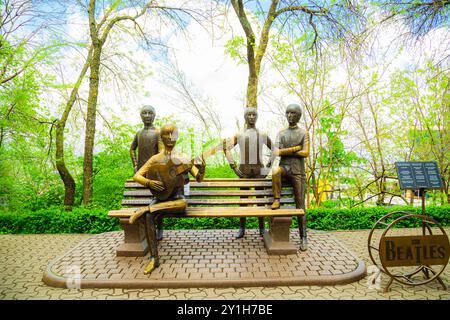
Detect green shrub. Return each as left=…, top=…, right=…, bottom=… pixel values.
left=305, top=205, right=450, bottom=230
left=0, top=207, right=121, bottom=234
left=0, top=205, right=448, bottom=234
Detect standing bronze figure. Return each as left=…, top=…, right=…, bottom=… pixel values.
left=134, top=124, right=206, bottom=273
left=223, top=107, right=273, bottom=238
left=129, top=105, right=165, bottom=240
left=271, top=104, right=310, bottom=251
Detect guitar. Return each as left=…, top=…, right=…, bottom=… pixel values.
left=146, top=142, right=224, bottom=201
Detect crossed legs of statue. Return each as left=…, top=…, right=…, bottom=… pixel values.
left=143, top=197, right=187, bottom=274
left=271, top=166, right=308, bottom=251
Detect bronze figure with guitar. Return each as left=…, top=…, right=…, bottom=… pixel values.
left=132, top=123, right=222, bottom=273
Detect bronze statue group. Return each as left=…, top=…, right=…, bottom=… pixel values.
left=130, top=104, right=309, bottom=273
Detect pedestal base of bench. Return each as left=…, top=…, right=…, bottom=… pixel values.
left=116, top=241, right=148, bottom=257
left=117, top=217, right=148, bottom=257
left=263, top=217, right=298, bottom=255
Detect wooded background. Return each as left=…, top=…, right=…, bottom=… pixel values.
left=1, top=0, right=449, bottom=217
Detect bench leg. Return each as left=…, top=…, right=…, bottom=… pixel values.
left=263, top=217, right=297, bottom=255
left=116, top=217, right=148, bottom=257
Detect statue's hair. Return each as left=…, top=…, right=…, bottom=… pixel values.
left=286, top=104, right=302, bottom=117
left=160, top=123, right=177, bottom=135
left=141, top=105, right=155, bottom=113
left=244, top=107, right=258, bottom=116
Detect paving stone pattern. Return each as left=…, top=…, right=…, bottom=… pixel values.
left=49, top=229, right=360, bottom=285
left=0, top=228, right=449, bottom=300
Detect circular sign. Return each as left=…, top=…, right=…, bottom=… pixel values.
left=368, top=211, right=449, bottom=287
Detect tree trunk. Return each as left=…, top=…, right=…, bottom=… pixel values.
left=310, top=172, right=319, bottom=206
left=246, top=70, right=258, bottom=108
left=56, top=47, right=92, bottom=209
left=231, top=0, right=279, bottom=109
left=82, top=45, right=101, bottom=204
left=56, top=123, right=76, bottom=208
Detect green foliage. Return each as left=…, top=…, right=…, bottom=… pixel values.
left=89, top=121, right=138, bottom=209
left=0, top=35, right=62, bottom=212
left=204, top=164, right=236, bottom=178
left=373, top=0, right=450, bottom=36
left=305, top=205, right=450, bottom=230
left=0, top=207, right=120, bottom=234
left=316, top=101, right=362, bottom=173
left=1, top=205, right=448, bottom=234
left=224, top=36, right=246, bottom=64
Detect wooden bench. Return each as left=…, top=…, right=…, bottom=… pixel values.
left=108, top=178, right=305, bottom=259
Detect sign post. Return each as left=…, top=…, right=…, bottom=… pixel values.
left=368, top=162, right=449, bottom=292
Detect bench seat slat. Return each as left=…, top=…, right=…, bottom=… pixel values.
left=108, top=207, right=304, bottom=218
left=182, top=208, right=303, bottom=217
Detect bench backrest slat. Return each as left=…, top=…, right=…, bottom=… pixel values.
left=125, top=181, right=274, bottom=188
left=122, top=198, right=295, bottom=206
left=121, top=178, right=296, bottom=209
left=123, top=189, right=293, bottom=197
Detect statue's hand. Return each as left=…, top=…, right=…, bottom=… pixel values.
left=229, top=163, right=243, bottom=178
left=198, top=162, right=206, bottom=175
left=274, top=149, right=280, bottom=157
left=233, top=167, right=244, bottom=178
left=147, top=180, right=165, bottom=192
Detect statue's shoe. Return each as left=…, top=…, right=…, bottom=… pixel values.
left=235, top=228, right=245, bottom=239
left=300, top=238, right=308, bottom=251
left=156, top=229, right=163, bottom=241
left=144, top=257, right=159, bottom=274
left=271, top=200, right=281, bottom=210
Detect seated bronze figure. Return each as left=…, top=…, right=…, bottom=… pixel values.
left=133, top=123, right=206, bottom=273
left=271, top=104, right=310, bottom=251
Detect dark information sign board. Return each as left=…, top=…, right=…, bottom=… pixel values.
left=395, top=161, right=443, bottom=190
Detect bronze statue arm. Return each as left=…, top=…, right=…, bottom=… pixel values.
left=294, top=132, right=310, bottom=158
left=223, top=136, right=244, bottom=178
left=222, top=136, right=237, bottom=165
left=275, top=133, right=310, bottom=158
left=276, top=145, right=302, bottom=156
left=265, top=134, right=275, bottom=168
left=190, top=163, right=205, bottom=183
left=133, top=160, right=164, bottom=192
left=130, top=135, right=138, bottom=171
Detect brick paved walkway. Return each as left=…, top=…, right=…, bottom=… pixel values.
left=42, top=230, right=365, bottom=288
left=1, top=228, right=449, bottom=299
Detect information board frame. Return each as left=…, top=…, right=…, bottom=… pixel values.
left=395, top=161, right=443, bottom=190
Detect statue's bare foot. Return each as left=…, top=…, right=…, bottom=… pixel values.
left=235, top=228, right=245, bottom=239
left=271, top=199, right=280, bottom=210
